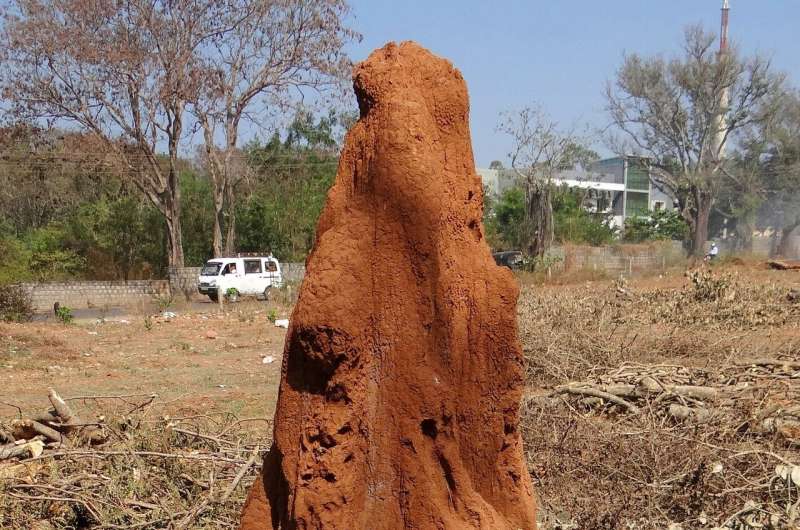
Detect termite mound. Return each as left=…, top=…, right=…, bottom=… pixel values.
left=240, top=41, right=537, bottom=530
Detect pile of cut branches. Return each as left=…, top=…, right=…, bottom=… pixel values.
left=0, top=390, right=268, bottom=529
left=636, top=270, right=800, bottom=329
left=518, top=272, right=800, bottom=529
left=524, top=358, right=799, bottom=529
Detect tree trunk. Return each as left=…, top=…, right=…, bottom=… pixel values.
left=212, top=184, right=225, bottom=258
left=736, top=214, right=754, bottom=254
left=165, top=212, right=184, bottom=269
left=525, top=180, right=554, bottom=259
left=164, top=167, right=185, bottom=268
left=223, top=183, right=237, bottom=256
left=777, top=222, right=800, bottom=258
left=691, top=190, right=713, bottom=257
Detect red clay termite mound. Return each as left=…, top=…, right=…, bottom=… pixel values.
left=240, top=41, right=537, bottom=530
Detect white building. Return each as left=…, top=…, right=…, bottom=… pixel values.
left=477, top=156, right=676, bottom=229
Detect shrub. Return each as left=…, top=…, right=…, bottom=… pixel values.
left=55, top=305, right=74, bottom=324
left=623, top=209, right=688, bottom=243
left=0, top=284, right=34, bottom=322
left=153, top=292, right=174, bottom=312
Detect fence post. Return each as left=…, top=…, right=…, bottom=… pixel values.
left=628, top=257, right=633, bottom=276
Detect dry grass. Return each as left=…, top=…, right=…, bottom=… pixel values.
left=2, top=267, right=799, bottom=529
left=520, top=268, right=800, bottom=529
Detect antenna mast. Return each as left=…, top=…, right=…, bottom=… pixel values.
left=720, top=0, right=730, bottom=54
left=714, top=0, right=731, bottom=159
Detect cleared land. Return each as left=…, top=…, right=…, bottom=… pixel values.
left=1, top=264, right=799, bottom=529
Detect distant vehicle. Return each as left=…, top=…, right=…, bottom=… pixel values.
left=492, top=251, right=524, bottom=270
left=198, top=254, right=282, bottom=302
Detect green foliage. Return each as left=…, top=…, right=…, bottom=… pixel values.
left=0, top=284, right=34, bottom=322
left=0, top=112, right=344, bottom=276
left=552, top=188, right=615, bottom=246
left=26, top=226, right=86, bottom=281
left=522, top=253, right=563, bottom=272
left=267, top=308, right=278, bottom=324
left=485, top=187, right=527, bottom=251
left=55, top=305, right=74, bottom=324
left=0, top=219, right=33, bottom=284
left=237, top=116, right=339, bottom=261
left=67, top=197, right=165, bottom=279
left=486, top=186, right=615, bottom=251
left=226, top=287, right=239, bottom=297
left=623, top=209, right=688, bottom=243
left=180, top=171, right=214, bottom=266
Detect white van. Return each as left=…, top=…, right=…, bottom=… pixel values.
left=197, top=255, right=282, bottom=302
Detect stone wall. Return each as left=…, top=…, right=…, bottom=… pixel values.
left=549, top=241, right=686, bottom=275
left=168, top=267, right=202, bottom=298
left=281, top=262, right=306, bottom=283
left=20, top=280, right=170, bottom=313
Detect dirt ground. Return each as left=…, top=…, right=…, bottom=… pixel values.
left=1, top=299, right=289, bottom=420
left=2, top=263, right=800, bottom=529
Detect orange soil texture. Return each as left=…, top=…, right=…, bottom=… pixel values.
left=239, top=41, right=537, bottom=530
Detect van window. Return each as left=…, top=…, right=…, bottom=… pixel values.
left=201, top=262, right=222, bottom=276
left=265, top=260, right=278, bottom=272
left=244, top=259, right=262, bottom=274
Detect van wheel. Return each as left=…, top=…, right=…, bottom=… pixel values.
left=263, top=287, right=271, bottom=301
left=208, top=293, right=218, bottom=303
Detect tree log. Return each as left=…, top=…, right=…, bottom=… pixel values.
left=668, top=404, right=712, bottom=422
left=0, top=439, right=44, bottom=460
left=48, top=388, right=79, bottom=429
left=554, top=385, right=640, bottom=414
left=10, top=419, right=69, bottom=446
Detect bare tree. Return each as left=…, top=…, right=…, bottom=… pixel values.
left=192, top=0, right=357, bottom=257
left=499, top=106, right=593, bottom=258
left=746, top=89, right=800, bottom=257
left=0, top=0, right=227, bottom=267
left=605, top=26, right=784, bottom=256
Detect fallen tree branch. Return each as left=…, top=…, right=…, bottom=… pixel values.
left=735, top=358, right=800, bottom=370
left=553, top=385, right=641, bottom=414
left=219, top=445, right=260, bottom=503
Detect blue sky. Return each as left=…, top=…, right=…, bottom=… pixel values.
left=345, top=0, right=800, bottom=166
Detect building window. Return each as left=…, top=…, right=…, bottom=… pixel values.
left=626, top=191, right=650, bottom=217
left=626, top=160, right=650, bottom=191
left=653, top=200, right=665, bottom=211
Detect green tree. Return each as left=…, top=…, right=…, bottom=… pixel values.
left=235, top=112, right=341, bottom=261
left=67, top=197, right=165, bottom=280
left=499, top=105, right=596, bottom=258
left=553, top=188, right=615, bottom=246
left=485, top=187, right=527, bottom=251
left=179, top=171, right=214, bottom=266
